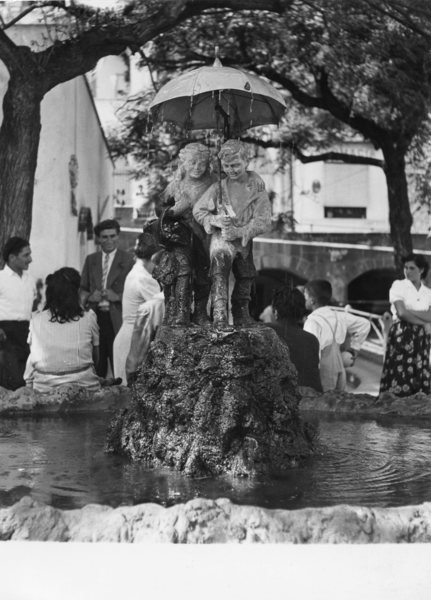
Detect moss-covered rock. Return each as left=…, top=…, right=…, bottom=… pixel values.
left=107, top=325, right=315, bottom=477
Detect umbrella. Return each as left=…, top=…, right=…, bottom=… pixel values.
left=149, top=56, right=286, bottom=138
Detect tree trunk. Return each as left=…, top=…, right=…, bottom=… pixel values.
left=382, top=146, right=413, bottom=274
left=0, top=74, right=42, bottom=253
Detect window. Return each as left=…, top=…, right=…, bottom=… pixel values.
left=324, top=207, right=367, bottom=219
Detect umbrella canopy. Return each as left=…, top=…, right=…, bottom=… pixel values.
left=149, top=58, right=286, bottom=136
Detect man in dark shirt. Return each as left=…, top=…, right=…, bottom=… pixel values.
left=80, top=219, right=134, bottom=377
left=267, top=285, right=322, bottom=392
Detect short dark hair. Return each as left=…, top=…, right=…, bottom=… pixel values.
left=272, top=286, right=306, bottom=324
left=135, top=232, right=159, bottom=260
left=3, top=236, right=30, bottom=263
left=402, top=253, right=429, bottom=279
left=94, top=219, right=120, bottom=237
left=304, top=279, right=333, bottom=307
left=44, top=267, right=84, bottom=323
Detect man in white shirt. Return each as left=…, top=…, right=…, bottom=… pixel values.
left=0, top=237, right=36, bottom=389
left=303, top=279, right=370, bottom=392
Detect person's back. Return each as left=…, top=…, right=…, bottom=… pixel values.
left=268, top=286, right=322, bottom=392
left=25, top=268, right=100, bottom=393
left=113, top=233, right=161, bottom=384
left=303, top=280, right=370, bottom=392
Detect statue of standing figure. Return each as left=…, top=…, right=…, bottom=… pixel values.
left=153, top=142, right=216, bottom=326
left=193, top=140, right=271, bottom=330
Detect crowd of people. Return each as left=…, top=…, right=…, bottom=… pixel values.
left=0, top=140, right=430, bottom=398
left=0, top=222, right=430, bottom=398
left=261, top=252, right=431, bottom=397
left=0, top=219, right=164, bottom=393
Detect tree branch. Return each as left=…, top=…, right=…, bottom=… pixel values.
left=25, top=0, right=287, bottom=93
left=0, top=1, right=66, bottom=30
left=240, top=135, right=385, bottom=168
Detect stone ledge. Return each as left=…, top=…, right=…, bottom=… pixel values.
left=299, top=387, right=431, bottom=419
left=0, top=384, right=131, bottom=415
left=1, top=495, right=430, bottom=543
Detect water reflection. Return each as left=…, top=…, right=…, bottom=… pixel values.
left=1, top=413, right=431, bottom=510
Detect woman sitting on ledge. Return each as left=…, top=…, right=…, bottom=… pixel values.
left=24, top=267, right=101, bottom=393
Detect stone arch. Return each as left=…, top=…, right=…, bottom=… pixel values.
left=347, top=267, right=397, bottom=314
left=343, top=253, right=396, bottom=286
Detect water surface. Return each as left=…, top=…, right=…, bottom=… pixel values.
left=1, top=412, right=431, bottom=510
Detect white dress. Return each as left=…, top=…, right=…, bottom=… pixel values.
left=113, top=259, right=160, bottom=383
left=24, top=309, right=100, bottom=393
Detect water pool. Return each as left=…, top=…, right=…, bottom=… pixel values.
left=1, top=412, right=431, bottom=510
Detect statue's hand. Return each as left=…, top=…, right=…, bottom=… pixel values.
left=256, top=179, right=265, bottom=192
left=210, top=215, right=232, bottom=229
left=222, top=226, right=239, bottom=241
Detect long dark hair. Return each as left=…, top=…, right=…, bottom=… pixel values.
left=44, top=267, right=84, bottom=323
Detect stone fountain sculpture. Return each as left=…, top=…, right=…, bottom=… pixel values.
left=107, top=140, right=315, bottom=477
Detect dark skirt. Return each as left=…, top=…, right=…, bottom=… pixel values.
left=380, top=320, right=431, bottom=397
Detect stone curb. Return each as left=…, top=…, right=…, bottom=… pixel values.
left=1, top=496, right=430, bottom=543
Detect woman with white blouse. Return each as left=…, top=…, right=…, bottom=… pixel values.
left=24, top=267, right=100, bottom=393
left=380, top=253, right=431, bottom=397
left=113, top=233, right=160, bottom=384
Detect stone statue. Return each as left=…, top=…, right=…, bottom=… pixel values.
left=193, top=140, right=271, bottom=330
left=151, top=142, right=216, bottom=326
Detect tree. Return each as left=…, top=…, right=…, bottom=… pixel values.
left=0, top=0, right=286, bottom=251
left=118, top=0, right=431, bottom=268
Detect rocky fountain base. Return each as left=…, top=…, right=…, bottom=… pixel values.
left=106, top=325, right=315, bottom=477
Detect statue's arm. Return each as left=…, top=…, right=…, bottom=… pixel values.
left=192, top=185, right=218, bottom=234
left=240, top=193, right=272, bottom=245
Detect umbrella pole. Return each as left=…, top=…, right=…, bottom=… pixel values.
left=214, top=95, right=230, bottom=141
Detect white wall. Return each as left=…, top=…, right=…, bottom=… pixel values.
left=31, top=76, right=114, bottom=281
left=293, top=142, right=390, bottom=234
left=0, top=21, right=115, bottom=282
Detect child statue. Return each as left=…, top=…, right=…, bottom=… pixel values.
left=193, top=139, right=271, bottom=330
left=156, top=142, right=217, bottom=326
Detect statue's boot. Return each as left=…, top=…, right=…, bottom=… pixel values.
left=174, top=275, right=192, bottom=327
left=231, top=300, right=256, bottom=328
left=231, top=278, right=256, bottom=327
left=212, top=299, right=233, bottom=332
left=162, top=287, right=174, bottom=326
left=192, top=298, right=211, bottom=327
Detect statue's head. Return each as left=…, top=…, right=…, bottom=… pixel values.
left=178, top=143, right=210, bottom=180
left=218, top=140, right=249, bottom=164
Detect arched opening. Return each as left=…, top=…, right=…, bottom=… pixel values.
left=250, top=268, right=307, bottom=320
left=348, top=268, right=397, bottom=314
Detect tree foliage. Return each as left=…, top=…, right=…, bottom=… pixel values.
left=0, top=0, right=285, bottom=250
left=109, top=0, right=431, bottom=267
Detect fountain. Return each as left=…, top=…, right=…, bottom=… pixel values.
left=1, top=68, right=431, bottom=545
left=106, top=140, right=315, bottom=477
